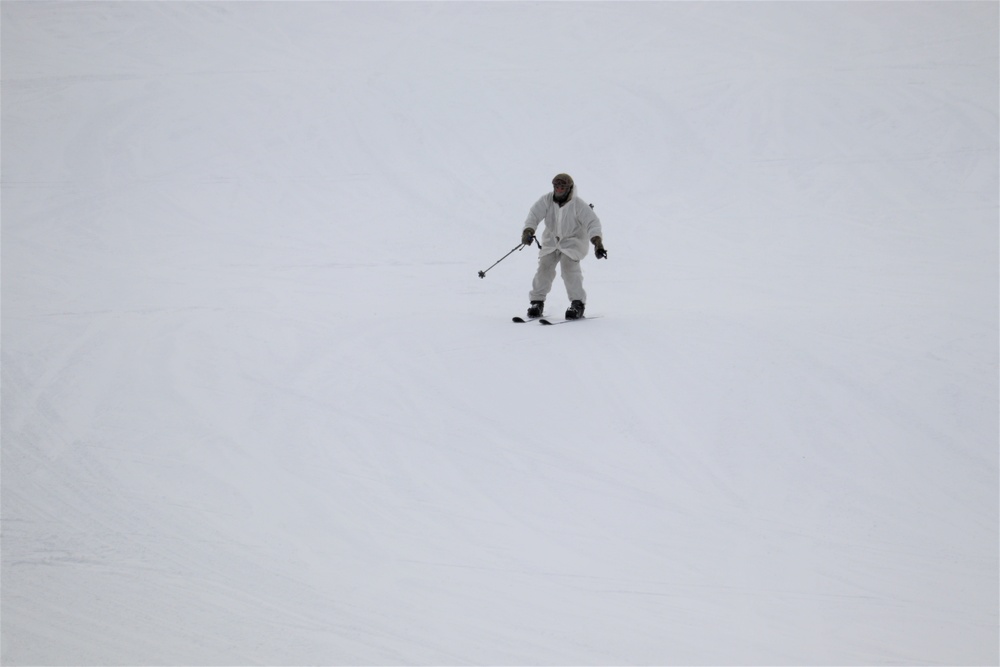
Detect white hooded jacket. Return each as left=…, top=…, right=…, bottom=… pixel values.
left=522, top=188, right=603, bottom=261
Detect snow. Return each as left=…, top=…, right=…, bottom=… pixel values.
left=2, top=2, right=997, bottom=665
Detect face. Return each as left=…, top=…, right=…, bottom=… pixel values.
left=552, top=178, right=571, bottom=196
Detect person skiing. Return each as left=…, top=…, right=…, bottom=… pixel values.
left=520, top=173, right=607, bottom=319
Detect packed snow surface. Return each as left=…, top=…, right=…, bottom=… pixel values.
left=2, top=2, right=997, bottom=665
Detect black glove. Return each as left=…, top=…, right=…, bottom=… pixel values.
left=521, top=228, right=536, bottom=246
left=592, top=236, right=608, bottom=259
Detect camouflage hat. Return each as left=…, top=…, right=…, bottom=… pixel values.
left=552, top=173, right=574, bottom=187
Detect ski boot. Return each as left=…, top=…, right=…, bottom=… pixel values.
left=565, top=300, right=585, bottom=320
left=526, top=300, right=544, bottom=319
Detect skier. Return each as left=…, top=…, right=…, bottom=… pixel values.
left=520, top=173, right=607, bottom=320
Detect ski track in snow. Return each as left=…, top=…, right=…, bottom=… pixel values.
left=2, top=2, right=997, bottom=665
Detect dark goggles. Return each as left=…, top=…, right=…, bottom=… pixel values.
left=552, top=179, right=571, bottom=189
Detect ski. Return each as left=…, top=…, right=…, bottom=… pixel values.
left=539, top=316, right=600, bottom=325
left=514, top=315, right=602, bottom=324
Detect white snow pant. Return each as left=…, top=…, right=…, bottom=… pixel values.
left=529, top=251, right=586, bottom=303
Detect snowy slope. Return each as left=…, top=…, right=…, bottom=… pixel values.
left=2, top=2, right=997, bottom=665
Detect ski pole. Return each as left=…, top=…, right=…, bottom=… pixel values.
left=478, top=236, right=541, bottom=279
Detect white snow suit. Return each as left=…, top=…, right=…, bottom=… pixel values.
left=522, top=190, right=603, bottom=303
